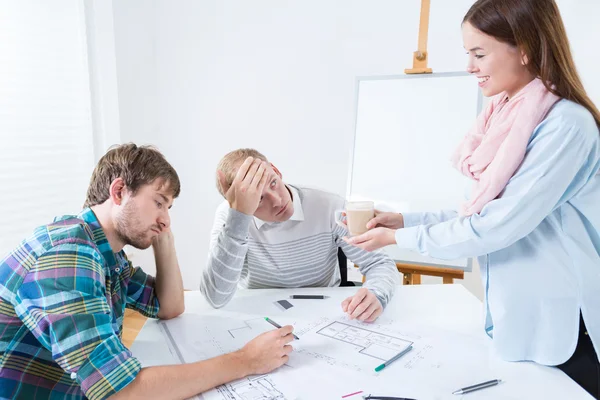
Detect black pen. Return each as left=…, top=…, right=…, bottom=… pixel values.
left=264, top=317, right=300, bottom=340
left=289, top=294, right=327, bottom=299
left=452, top=379, right=501, bottom=395
left=362, top=395, right=417, bottom=400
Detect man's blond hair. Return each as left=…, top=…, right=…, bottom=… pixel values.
left=216, top=148, right=268, bottom=196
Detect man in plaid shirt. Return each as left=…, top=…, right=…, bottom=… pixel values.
left=0, top=144, right=294, bottom=399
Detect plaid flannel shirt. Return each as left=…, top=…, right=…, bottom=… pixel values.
left=0, top=208, right=160, bottom=399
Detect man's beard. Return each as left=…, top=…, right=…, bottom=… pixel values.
left=115, top=200, right=153, bottom=250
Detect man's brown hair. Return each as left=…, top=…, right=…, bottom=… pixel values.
left=84, top=143, right=181, bottom=208
left=216, top=148, right=268, bottom=196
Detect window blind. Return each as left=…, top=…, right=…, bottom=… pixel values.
left=0, top=1, right=96, bottom=255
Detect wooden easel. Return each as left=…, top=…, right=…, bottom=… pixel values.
left=396, top=263, right=464, bottom=285
left=359, top=262, right=464, bottom=285
left=400, top=1, right=467, bottom=284
left=405, top=0, right=433, bottom=74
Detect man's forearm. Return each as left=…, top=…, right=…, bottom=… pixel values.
left=201, top=209, right=252, bottom=308
left=201, top=236, right=246, bottom=308
left=153, top=233, right=185, bottom=319
left=109, top=351, right=249, bottom=400
left=336, top=227, right=400, bottom=308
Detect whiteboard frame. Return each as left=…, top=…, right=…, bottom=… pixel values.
left=346, top=72, right=482, bottom=271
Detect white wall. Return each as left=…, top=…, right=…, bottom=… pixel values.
left=110, top=0, right=599, bottom=296
left=556, top=0, right=600, bottom=105
left=112, top=0, right=475, bottom=288
left=83, top=0, right=121, bottom=160
left=112, top=0, right=158, bottom=141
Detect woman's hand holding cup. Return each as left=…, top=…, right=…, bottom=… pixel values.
left=365, top=211, right=404, bottom=230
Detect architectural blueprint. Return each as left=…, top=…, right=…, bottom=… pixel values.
left=204, top=375, right=287, bottom=400
left=157, top=313, right=454, bottom=399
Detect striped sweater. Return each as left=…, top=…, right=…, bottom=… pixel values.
left=200, top=185, right=400, bottom=308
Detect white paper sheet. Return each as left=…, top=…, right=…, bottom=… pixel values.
left=132, top=289, right=593, bottom=400
left=158, top=313, right=462, bottom=399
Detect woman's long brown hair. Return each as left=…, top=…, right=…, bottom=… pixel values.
left=464, top=0, right=600, bottom=127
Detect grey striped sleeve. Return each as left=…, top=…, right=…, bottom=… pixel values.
left=200, top=205, right=252, bottom=308
left=334, top=224, right=401, bottom=308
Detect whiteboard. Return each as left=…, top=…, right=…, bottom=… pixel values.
left=348, top=73, right=482, bottom=270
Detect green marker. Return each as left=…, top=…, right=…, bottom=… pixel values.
left=374, top=345, right=413, bottom=372
left=264, top=317, right=300, bottom=340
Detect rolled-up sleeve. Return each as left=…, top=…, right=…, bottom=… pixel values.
left=125, top=261, right=160, bottom=318
left=16, top=245, right=141, bottom=400
left=76, top=336, right=140, bottom=399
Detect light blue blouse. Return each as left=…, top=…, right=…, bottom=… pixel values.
left=397, top=99, right=600, bottom=365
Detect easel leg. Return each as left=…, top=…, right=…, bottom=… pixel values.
left=404, top=272, right=422, bottom=285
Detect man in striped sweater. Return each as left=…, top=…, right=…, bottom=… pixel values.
left=201, top=149, right=400, bottom=321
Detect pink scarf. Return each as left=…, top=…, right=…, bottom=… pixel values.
left=452, top=78, right=560, bottom=216
left=451, top=78, right=560, bottom=216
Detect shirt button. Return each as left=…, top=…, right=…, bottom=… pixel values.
left=70, top=372, right=77, bottom=379
left=115, top=267, right=121, bottom=273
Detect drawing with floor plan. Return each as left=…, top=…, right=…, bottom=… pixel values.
left=227, top=318, right=270, bottom=342
left=160, top=313, right=429, bottom=382
left=204, top=375, right=287, bottom=400
left=316, top=321, right=413, bottom=361
left=288, top=317, right=418, bottom=374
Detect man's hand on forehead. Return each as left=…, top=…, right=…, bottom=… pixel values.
left=219, top=156, right=269, bottom=215
left=264, top=167, right=276, bottom=182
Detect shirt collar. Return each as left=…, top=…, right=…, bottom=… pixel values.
left=254, top=185, right=305, bottom=230
left=78, top=208, right=120, bottom=269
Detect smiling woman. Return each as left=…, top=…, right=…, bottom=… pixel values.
left=342, top=0, right=600, bottom=398
left=463, top=0, right=600, bottom=125
left=463, top=22, right=535, bottom=99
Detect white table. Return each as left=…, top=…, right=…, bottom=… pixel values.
left=131, top=285, right=592, bottom=400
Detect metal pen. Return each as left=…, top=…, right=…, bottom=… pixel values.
left=289, top=294, right=327, bottom=299
left=264, top=317, right=300, bottom=340
left=362, top=395, right=417, bottom=400
left=452, top=379, right=501, bottom=395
